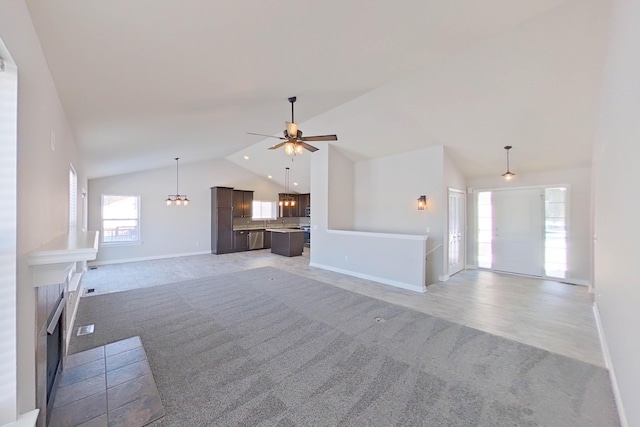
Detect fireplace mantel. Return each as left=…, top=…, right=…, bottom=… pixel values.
left=27, top=231, right=99, bottom=287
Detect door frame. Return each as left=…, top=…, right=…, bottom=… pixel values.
left=471, top=184, right=572, bottom=280
left=446, top=188, right=466, bottom=279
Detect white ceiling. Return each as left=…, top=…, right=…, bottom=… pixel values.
left=25, top=0, right=608, bottom=191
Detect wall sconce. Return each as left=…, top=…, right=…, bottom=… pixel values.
left=417, top=195, right=427, bottom=210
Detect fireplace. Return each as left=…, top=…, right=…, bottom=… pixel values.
left=34, top=281, right=66, bottom=427
left=45, top=294, right=64, bottom=410
left=27, top=230, right=99, bottom=427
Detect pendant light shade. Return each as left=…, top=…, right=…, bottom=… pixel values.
left=166, top=157, right=189, bottom=206
left=501, top=146, right=515, bottom=181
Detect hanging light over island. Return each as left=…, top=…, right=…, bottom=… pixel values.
left=166, top=157, right=189, bottom=206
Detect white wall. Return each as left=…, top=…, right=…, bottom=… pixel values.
left=327, top=147, right=354, bottom=230
left=0, top=39, right=18, bottom=426
left=353, top=146, right=445, bottom=284
left=311, top=145, right=428, bottom=292
left=88, top=157, right=284, bottom=263
left=0, top=0, right=88, bottom=420
left=468, top=168, right=592, bottom=285
left=593, top=0, right=640, bottom=424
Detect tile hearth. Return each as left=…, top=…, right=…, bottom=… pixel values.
left=50, top=336, right=164, bottom=427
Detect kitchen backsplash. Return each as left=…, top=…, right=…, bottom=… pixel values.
left=233, top=216, right=309, bottom=230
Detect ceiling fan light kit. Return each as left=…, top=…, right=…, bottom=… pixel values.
left=501, top=145, right=516, bottom=181
left=248, top=96, right=338, bottom=157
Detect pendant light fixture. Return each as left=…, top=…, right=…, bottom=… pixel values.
left=279, top=167, right=296, bottom=208
left=165, top=157, right=189, bottom=206
left=501, top=145, right=515, bottom=181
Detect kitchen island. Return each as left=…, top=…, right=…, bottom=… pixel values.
left=266, top=228, right=305, bottom=257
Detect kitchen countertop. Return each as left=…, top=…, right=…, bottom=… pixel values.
left=234, top=225, right=307, bottom=231
left=265, top=228, right=304, bottom=233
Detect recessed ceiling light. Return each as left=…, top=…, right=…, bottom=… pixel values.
left=293, top=182, right=298, bottom=186
left=267, top=175, right=272, bottom=179
left=243, top=155, right=249, bottom=160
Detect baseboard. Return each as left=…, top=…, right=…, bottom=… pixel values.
left=309, top=262, right=426, bottom=293
left=559, top=278, right=591, bottom=287
left=88, top=251, right=211, bottom=266
left=593, top=302, right=628, bottom=427
left=438, top=274, right=450, bottom=282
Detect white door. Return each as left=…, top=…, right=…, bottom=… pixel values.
left=448, top=189, right=466, bottom=276
left=492, top=189, right=544, bottom=276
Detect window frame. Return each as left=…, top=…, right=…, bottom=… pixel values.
left=100, top=194, right=141, bottom=246
left=251, top=200, right=277, bottom=220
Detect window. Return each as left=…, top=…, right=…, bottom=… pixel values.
left=101, top=194, right=140, bottom=244
left=252, top=200, right=277, bottom=220
left=476, top=191, right=493, bottom=268
left=544, top=187, right=567, bottom=278
left=69, top=165, right=77, bottom=232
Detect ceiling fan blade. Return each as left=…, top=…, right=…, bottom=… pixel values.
left=300, top=142, right=319, bottom=152
left=268, top=142, right=288, bottom=150
left=299, top=134, right=338, bottom=142
left=247, top=132, right=287, bottom=140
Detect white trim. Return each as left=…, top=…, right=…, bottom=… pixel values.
left=327, top=229, right=428, bottom=241
left=0, top=410, right=39, bottom=427
left=309, top=262, right=426, bottom=293
left=88, top=250, right=210, bottom=266
left=68, top=272, right=83, bottom=293
left=27, top=231, right=99, bottom=288
left=593, top=302, right=628, bottom=427
left=438, top=275, right=450, bottom=282
left=65, top=273, right=84, bottom=351
left=465, top=264, right=477, bottom=269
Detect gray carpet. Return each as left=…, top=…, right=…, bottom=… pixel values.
left=70, top=267, right=619, bottom=426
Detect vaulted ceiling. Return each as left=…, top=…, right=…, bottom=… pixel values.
left=25, top=0, right=610, bottom=191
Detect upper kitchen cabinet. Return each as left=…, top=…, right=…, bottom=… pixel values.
left=278, top=193, right=298, bottom=217
left=233, top=190, right=253, bottom=218
left=298, top=193, right=310, bottom=217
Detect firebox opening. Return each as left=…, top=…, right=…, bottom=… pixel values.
left=46, top=293, right=65, bottom=408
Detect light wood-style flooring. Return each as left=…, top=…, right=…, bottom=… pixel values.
left=83, top=248, right=604, bottom=367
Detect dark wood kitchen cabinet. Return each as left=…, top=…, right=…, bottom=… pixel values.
left=211, top=187, right=234, bottom=254
left=278, top=193, right=300, bottom=217
left=233, top=190, right=253, bottom=218
left=298, top=193, right=310, bottom=217
left=278, top=193, right=310, bottom=217
left=233, top=230, right=249, bottom=251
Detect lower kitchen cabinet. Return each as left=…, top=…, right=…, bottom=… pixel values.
left=234, top=230, right=249, bottom=251
left=264, top=231, right=271, bottom=249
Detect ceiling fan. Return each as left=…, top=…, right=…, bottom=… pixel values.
left=248, top=96, right=338, bottom=155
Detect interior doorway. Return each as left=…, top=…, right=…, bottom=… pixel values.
left=447, top=188, right=466, bottom=277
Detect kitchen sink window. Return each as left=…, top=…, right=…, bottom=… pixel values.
left=252, top=200, right=277, bottom=220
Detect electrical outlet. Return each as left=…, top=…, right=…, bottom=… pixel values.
left=344, top=255, right=349, bottom=262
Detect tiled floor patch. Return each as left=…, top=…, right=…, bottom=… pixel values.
left=50, top=336, right=164, bottom=427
